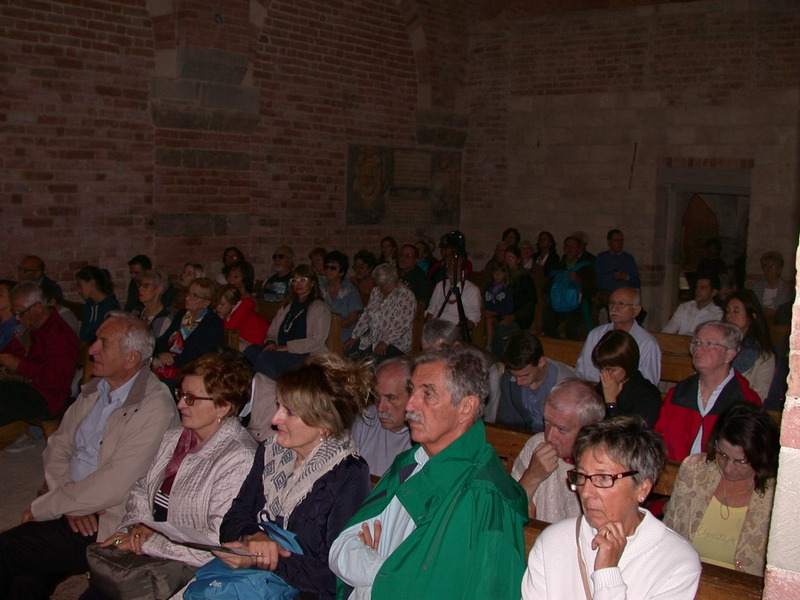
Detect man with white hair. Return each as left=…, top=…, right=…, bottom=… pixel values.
left=330, top=346, right=528, bottom=600
left=0, top=281, right=78, bottom=427
left=576, top=286, right=661, bottom=385
left=257, top=245, right=295, bottom=302
left=0, top=312, right=179, bottom=599
left=511, top=379, right=606, bottom=522
left=351, top=357, right=413, bottom=476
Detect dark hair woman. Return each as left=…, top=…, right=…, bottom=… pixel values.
left=590, top=329, right=662, bottom=427
left=75, top=266, right=119, bottom=342
left=244, top=264, right=331, bottom=380
left=216, top=246, right=245, bottom=285
left=225, top=260, right=256, bottom=299
left=724, top=289, right=776, bottom=400
left=664, top=402, right=780, bottom=575
left=377, top=236, right=399, bottom=267
left=532, top=231, right=560, bottom=276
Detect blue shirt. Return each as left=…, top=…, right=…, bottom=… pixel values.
left=594, top=250, right=640, bottom=292
left=518, top=359, right=559, bottom=431
left=70, top=374, right=138, bottom=483
left=321, top=278, right=364, bottom=343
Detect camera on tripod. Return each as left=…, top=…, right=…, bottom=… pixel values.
left=439, top=230, right=466, bottom=255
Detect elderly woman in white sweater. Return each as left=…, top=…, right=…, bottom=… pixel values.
left=522, top=417, right=701, bottom=600
left=81, top=352, right=257, bottom=600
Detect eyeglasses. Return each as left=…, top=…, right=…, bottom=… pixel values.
left=137, top=282, right=155, bottom=289
left=690, top=339, right=728, bottom=351
left=714, top=442, right=750, bottom=467
left=324, top=265, right=340, bottom=271
left=290, top=277, right=309, bottom=285
left=400, top=253, right=416, bottom=259
left=174, top=388, right=215, bottom=406
left=273, top=253, right=287, bottom=260
left=185, top=292, right=206, bottom=301
left=12, top=303, right=38, bottom=318
left=608, top=300, right=635, bottom=309
left=567, top=469, right=639, bottom=490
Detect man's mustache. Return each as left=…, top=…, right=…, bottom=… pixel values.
left=405, top=411, right=422, bottom=423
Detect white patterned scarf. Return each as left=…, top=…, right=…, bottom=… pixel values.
left=258, top=433, right=358, bottom=523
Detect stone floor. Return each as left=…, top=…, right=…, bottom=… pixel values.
left=0, top=437, right=89, bottom=599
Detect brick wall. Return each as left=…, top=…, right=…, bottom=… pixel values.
left=463, top=1, right=800, bottom=325
left=0, top=0, right=156, bottom=293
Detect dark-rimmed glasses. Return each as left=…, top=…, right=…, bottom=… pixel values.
left=12, top=303, right=38, bottom=318
left=567, top=469, right=638, bottom=490
left=174, top=388, right=215, bottom=406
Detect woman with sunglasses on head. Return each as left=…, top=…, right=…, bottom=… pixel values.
left=244, top=264, right=331, bottom=380
left=80, top=353, right=257, bottom=600
left=664, top=403, right=779, bottom=576
left=319, top=250, right=363, bottom=345
left=153, top=278, right=224, bottom=388
left=523, top=416, right=702, bottom=600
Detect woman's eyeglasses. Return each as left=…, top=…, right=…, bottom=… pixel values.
left=324, top=265, right=340, bottom=272
left=689, top=339, right=728, bottom=351
left=567, top=469, right=638, bottom=490
left=714, top=442, right=750, bottom=467
left=290, top=277, right=310, bottom=285
left=174, top=388, right=215, bottom=406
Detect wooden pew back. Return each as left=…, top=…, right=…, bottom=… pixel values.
left=651, top=332, right=692, bottom=355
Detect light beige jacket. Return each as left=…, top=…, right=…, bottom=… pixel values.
left=31, top=368, right=180, bottom=540
left=265, top=299, right=331, bottom=355
left=664, top=453, right=775, bottom=576
left=119, top=418, right=257, bottom=567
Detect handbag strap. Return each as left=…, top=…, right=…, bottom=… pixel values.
left=576, top=517, right=593, bottom=600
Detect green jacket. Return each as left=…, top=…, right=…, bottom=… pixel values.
left=336, top=420, right=528, bottom=600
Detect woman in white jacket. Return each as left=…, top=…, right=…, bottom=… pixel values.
left=82, top=352, right=257, bottom=599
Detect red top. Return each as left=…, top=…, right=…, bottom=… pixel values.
left=6, top=310, right=79, bottom=415
left=655, top=370, right=761, bottom=462
left=223, top=297, right=270, bottom=346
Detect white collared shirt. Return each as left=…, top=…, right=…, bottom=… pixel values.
left=691, top=369, right=735, bottom=454
left=329, top=446, right=429, bottom=600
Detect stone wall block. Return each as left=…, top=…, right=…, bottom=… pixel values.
left=182, top=150, right=249, bottom=171
left=208, top=111, right=261, bottom=134
left=227, top=213, right=251, bottom=237
left=154, top=148, right=182, bottom=167
left=768, top=448, right=800, bottom=570
left=151, top=103, right=212, bottom=130
left=199, top=83, right=260, bottom=114
left=764, top=568, right=800, bottom=600
left=178, top=45, right=249, bottom=86
left=155, top=213, right=214, bottom=237
left=152, top=78, right=197, bottom=104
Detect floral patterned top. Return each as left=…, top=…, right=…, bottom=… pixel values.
left=351, top=284, right=416, bottom=353
left=663, top=453, right=774, bottom=576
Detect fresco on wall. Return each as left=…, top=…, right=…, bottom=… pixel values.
left=346, top=145, right=461, bottom=226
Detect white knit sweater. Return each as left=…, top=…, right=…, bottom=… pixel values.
left=119, top=418, right=257, bottom=567
left=522, top=510, right=701, bottom=600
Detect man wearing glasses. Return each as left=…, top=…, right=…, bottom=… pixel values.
left=576, top=286, right=661, bottom=385
left=0, top=312, right=179, bottom=598
left=656, top=320, right=761, bottom=462
left=17, top=255, right=64, bottom=305
left=0, top=282, right=78, bottom=429
left=257, top=245, right=295, bottom=302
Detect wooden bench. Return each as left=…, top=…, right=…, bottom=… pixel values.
left=539, top=335, right=696, bottom=385
left=651, top=332, right=692, bottom=355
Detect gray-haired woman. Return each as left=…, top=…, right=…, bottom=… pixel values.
left=522, top=416, right=702, bottom=600
left=344, top=264, right=416, bottom=364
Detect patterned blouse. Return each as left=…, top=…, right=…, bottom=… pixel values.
left=351, top=284, right=416, bottom=353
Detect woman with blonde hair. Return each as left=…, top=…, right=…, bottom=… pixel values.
left=180, top=354, right=372, bottom=600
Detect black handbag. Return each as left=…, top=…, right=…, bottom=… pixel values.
left=86, top=543, right=196, bottom=600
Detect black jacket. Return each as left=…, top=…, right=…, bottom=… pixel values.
left=154, top=309, right=224, bottom=367
left=220, top=445, right=371, bottom=600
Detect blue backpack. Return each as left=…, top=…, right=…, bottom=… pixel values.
left=183, top=523, right=303, bottom=600
left=549, top=261, right=591, bottom=313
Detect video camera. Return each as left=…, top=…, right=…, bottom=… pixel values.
left=439, top=230, right=466, bottom=255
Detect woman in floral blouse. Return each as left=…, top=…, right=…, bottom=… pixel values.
left=344, top=263, right=416, bottom=364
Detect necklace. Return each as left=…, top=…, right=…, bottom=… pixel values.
left=282, top=304, right=307, bottom=333
left=719, top=476, right=754, bottom=520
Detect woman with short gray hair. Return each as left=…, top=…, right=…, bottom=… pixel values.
left=344, top=264, right=416, bottom=364
left=131, top=270, right=174, bottom=338
left=655, top=321, right=761, bottom=463
left=522, top=416, right=702, bottom=600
